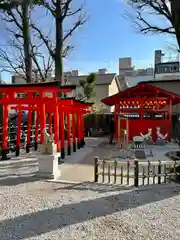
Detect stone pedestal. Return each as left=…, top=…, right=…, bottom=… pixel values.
left=36, top=153, right=61, bottom=179
left=38, top=143, right=57, bottom=155
left=145, top=139, right=154, bottom=145
left=156, top=139, right=165, bottom=145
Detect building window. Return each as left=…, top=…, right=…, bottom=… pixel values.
left=173, top=66, right=177, bottom=71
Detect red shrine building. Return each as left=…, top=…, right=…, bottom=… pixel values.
left=102, top=82, right=180, bottom=142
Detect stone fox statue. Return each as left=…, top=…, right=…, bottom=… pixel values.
left=43, top=129, right=54, bottom=144
left=156, top=127, right=168, bottom=140
left=140, top=128, right=152, bottom=140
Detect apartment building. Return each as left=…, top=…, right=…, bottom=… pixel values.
left=118, top=57, right=154, bottom=87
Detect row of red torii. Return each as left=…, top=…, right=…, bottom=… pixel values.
left=0, top=81, right=93, bottom=160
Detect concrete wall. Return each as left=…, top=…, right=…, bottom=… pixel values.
left=12, top=75, right=26, bottom=84
left=75, top=85, right=84, bottom=97
left=93, top=84, right=109, bottom=112
left=155, top=72, right=180, bottom=80
left=93, top=79, right=119, bottom=113
left=108, top=78, right=119, bottom=112
left=125, top=75, right=154, bottom=87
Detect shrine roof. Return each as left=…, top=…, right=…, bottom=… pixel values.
left=61, top=97, right=93, bottom=105
left=102, top=82, right=180, bottom=106
left=0, top=81, right=76, bottom=90
left=73, top=99, right=94, bottom=107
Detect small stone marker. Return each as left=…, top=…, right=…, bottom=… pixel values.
left=135, top=150, right=146, bottom=159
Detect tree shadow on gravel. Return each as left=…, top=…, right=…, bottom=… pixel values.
left=1, top=183, right=180, bottom=239
left=0, top=175, right=43, bottom=186
left=54, top=181, right=135, bottom=193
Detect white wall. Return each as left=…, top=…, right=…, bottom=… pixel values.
left=108, top=78, right=119, bottom=96
left=12, top=75, right=26, bottom=84
left=124, top=72, right=180, bottom=87
left=155, top=72, right=180, bottom=80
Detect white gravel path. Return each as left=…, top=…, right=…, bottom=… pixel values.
left=1, top=177, right=180, bottom=240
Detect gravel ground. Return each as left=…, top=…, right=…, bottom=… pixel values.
left=1, top=177, right=180, bottom=240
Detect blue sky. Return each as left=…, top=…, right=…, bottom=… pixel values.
left=0, top=0, right=177, bottom=82
left=65, top=0, right=176, bottom=74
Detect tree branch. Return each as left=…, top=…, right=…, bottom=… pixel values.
left=31, top=23, right=55, bottom=59
left=63, top=14, right=87, bottom=41
left=136, top=10, right=175, bottom=34
left=0, top=47, right=26, bottom=78
left=0, top=5, right=53, bottom=82
left=127, top=0, right=175, bottom=35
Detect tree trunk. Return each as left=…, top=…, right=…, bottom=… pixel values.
left=55, top=0, right=64, bottom=86
left=22, top=1, right=32, bottom=83
left=171, top=0, right=180, bottom=50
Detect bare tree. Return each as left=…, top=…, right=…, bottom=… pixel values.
left=21, top=0, right=32, bottom=82
left=0, top=1, right=44, bottom=83
left=0, top=0, right=32, bottom=82
left=0, top=6, right=53, bottom=82
left=127, top=0, right=180, bottom=50
left=0, top=0, right=23, bottom=10
left=32, top=0, right=87, bottom=85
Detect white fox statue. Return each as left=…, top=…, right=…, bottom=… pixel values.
left=140, top=128, right=152, bottom=140
left=156, top=127, right=168, bottom=140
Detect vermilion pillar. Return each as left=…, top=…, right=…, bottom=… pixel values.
left=169, top=99, right=172, bottom=121
left=114, top=104, right=118, bottom=140
left=2, top=103, right=9, bottom=160
left=77, top=112, right=81, bottom=149
left=80, top=113, right=84, bottom=147
left=16, top=107, right=22, bottom=156
left=26, top=108, right=32, bottom=153
left=48, top=112, right=53, bottom=135
left=54, top=105, right=60, bottom=152
left=60, top=111, right=65, bottom=159
left=40, top=103, right=46, bottom=144
left=169, top=99, right=172, bottom=141
left=72, top=111, right=76, bottom=152
left=67, top=111, right=71, bottom=155
left=82, top=114, right=85, bottom=146
left=34, top=110, right=39, bottom=150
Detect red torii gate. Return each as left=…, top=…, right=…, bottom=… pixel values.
left=102, top=83, right=180, bottom=142
left=0, top=81, right=93, bottom=160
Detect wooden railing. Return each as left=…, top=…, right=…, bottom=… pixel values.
left=94, top=157, right=180, bottom=186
